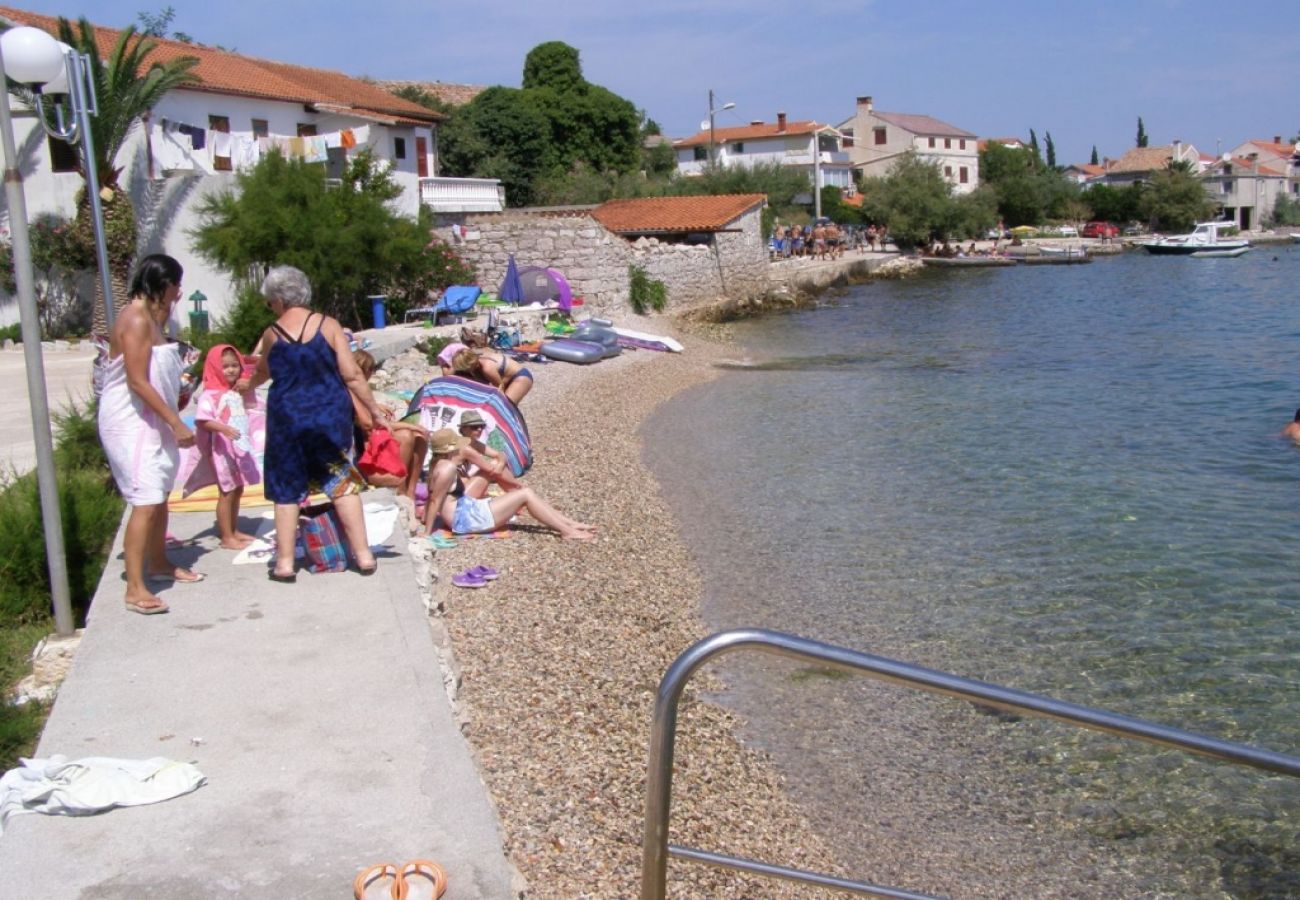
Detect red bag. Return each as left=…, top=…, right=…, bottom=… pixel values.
left=357, top=427, right=406, bottom=482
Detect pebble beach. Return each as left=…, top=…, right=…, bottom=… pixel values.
left=375, top=319, right=1223, bottom=898
left=380, top=333, right=846, bottom=897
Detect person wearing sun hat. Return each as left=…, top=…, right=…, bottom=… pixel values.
left=457, top=409, right=521, bottom=491
left=422, top=428, right=595, bottom=540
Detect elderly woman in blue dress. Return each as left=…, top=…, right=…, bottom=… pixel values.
left=243, top=266, right=391, bottom=581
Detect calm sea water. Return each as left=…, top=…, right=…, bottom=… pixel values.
left=644, top=246, right=1300, bottom=896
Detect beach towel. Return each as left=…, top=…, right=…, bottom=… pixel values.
left=0, top=756, right=206, bottom=835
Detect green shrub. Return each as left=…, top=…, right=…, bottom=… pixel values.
left=51, top=399, right=109, bottom=475
left=421, top=336, right=454, bottom=366
left=212, top=283, right=276, bottom=355
left=628, top=264, right=666, bottom=315
left=0, top=323, right=20, bottom=344
left=0, top=467, right=124, bottom=625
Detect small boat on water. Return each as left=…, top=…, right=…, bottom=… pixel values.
left=1189, top=246, right=1251, bottom=258
left=1141, top=221, right=1250, bottom=256
left=1291, top=233, right=1300, bottom=243
left=920, top=256, right=1015, bottom=268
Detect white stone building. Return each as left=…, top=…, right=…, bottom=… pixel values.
left=0, top=4, right=502, bottom=326
left=672, top=113, right=854, bottom=193
left=838, top=96, right=979, bottom=194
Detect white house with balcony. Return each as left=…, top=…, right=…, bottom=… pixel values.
left=672, top=112, right=854, bottom=193
left=0, top=4, right=502, bottom=323
left=838, top=96, right=979, bottom=194
left=1200, top=152, right=1293, bottom=231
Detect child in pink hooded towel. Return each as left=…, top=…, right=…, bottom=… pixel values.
left=177, top=344, right=265, bottom=549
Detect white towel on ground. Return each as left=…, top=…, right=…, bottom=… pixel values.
left=0, top=756, right=206, bottom=834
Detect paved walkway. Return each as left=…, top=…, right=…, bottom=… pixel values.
left=0, top=322, right=518, bottom=897
left=0, top=493, right=517, bottom=897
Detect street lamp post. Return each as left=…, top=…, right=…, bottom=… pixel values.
left=0, top=27, right=74, bottom=636
left=31, top=40, right=115, bottom=330
left=707, top=89, right=735, bottom=166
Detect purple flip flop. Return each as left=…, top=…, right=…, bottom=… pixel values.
left=464, top=565, right=499, bottom=582
left=451, top=571, right=488, bottom=589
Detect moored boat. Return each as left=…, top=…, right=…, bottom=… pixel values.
left=1142, top=221, right=1250, bottom=256
left=1189, top=246, right=1250, bottom=258
left=920, top=256, right=1015, bottom=268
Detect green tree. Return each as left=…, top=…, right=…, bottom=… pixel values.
left=1082, top=182, right=1143, bottom=224
left=979, top=143, right=1046, bottom=225
left=1044, top=131, right=1056, bottom=169
left=1029, top=129, right=1040, bottom=162
left=439, top=42, right=641, bottom=206
left=857, top=152, right=958, bottom=248
left=1136, top=117, right=1148, bottom=148
left=50, top=17, right=198, bottom=331
left=191, top=150, right=473, bottom=327
left=1090, top=145, right=1099, bottom=165
left=1139, top=160, right=1213, bottom=231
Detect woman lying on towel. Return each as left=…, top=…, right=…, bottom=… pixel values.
left=422, top=429, right=594, bottom=540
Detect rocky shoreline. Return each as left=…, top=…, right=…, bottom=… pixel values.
left=378, top=332, right=846, bottom=897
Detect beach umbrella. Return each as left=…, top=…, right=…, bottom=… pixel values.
left=499, top=254, right=524, bottom=306
left=407, top=376, right=532, bottom=476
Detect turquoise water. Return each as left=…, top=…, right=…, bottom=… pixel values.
left=644, top=247, right=1300, bottom=896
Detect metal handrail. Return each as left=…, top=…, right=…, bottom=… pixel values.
left=642, top=628, right=1300, bottom=899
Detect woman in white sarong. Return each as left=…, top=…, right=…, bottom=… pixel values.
left=97, top=254, right=199, bottom=615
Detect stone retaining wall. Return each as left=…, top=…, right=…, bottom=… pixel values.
left=436, top=205, right=771, bottom=316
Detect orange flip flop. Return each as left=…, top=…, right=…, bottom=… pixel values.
left=354, top=862, right=405, bottom=900
left=398, top=860, right=447, bottom=900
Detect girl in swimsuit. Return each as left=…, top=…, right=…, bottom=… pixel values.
left=451, top=348, right=533, bottom=405
left=422, top=429, right=594, bottom=540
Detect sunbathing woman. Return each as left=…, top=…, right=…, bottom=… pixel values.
left=451, top=347, right=533, bottom=405
left=422, top=429, right=594, bottom=540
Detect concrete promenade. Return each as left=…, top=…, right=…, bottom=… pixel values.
left=0, top=324, right=518, bottom=898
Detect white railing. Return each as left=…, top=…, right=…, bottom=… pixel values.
left=419, top=176, right=506, bottom=213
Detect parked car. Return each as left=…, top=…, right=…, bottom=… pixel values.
left=1051, top=224, right=1080, bottom=237
left=1081, top=221, right=1120, bottom=239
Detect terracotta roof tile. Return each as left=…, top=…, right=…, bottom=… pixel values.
left=591, top=194, right=766, bottom=235
left=1105, top=145, right=1189, bottom=174
left=1242, top=139, right=1298, bottom=159
left=674, top=120, right=831, bottom=149
left=871, top=111, right=976, bottom=139
left=0, top=6, right=441, bottom=123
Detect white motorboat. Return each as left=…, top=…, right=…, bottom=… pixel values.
left=1142, top=221, right=1250, bottom=255
left=1189, top=246, right=1251, bottom=258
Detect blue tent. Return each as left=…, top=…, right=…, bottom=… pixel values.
left=499, top=254, right=524, bottom=305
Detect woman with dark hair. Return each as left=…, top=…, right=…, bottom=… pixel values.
left=97, top=253, right=200, bottom=615
left=244, top=265, right=391, bottom=582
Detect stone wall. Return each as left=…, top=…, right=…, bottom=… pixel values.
left=436, top=204, right=772, bottom=317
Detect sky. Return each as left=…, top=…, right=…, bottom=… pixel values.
left=13, top=0, right=1298, bottom=166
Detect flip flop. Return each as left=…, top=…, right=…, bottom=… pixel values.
left=126, top=598, right=169, bottom=615
left=451, top=571, right=487, bottom=589
left=398, top=860, right=447, bottom=900
left=147, top=569, right=206, bottom=584
left=353, top=862, right=402, bottom=900
left=428, top=535, right=457, bottom=550
left=464, top=565, right=499, bottom=581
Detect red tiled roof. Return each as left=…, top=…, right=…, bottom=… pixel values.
left=1241, top=139, right=1298, bottom=159
left=872, top=111, right=975, bottom=139
left=1105, top=145, right=1190, bottom=174
left=1067, top=163, right=1105, bottom=176
left=674, top=120, right=830, bottom=149
left=1208, top=157, right=1287, bottom=177
left=0, top=5, right=442, bottom=123
left=591, top=194, right=766, bottom=234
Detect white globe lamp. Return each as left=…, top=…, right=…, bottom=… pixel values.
left=0, top=26, right=65, bottom=88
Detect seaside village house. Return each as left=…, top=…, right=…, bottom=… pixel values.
left=839, top=96, right=980, bottom=195
left=671, top=113, right=854, bottom=201
left=1203, top=138, right=1300, bottom=230
left=433, top=194, right=770, bottom=314
left=1095, top=141, right=1203, bottom=188
left=0, top=5, right=504, bottom=325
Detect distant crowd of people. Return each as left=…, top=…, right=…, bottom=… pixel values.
left=770, top=222, right=890, bottom=260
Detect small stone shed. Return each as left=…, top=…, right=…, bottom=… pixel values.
left=434, top=193, right=770, bottom=316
